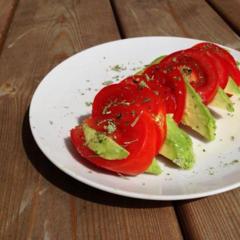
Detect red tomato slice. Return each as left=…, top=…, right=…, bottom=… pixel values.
left=92, top=82, right=163, bottom=120
left=92, top=82, right=166, bottom=153
left=205, top=52, right=229, bottom=88
left=119, top=76, right=167, bottom=153
left=193, top=42, right=240, bottom=86
left=142, top=66, right=186, bottom=123
left=193, top=42, right=236, bottom=66
left=191, top=50, right=228, bottom=88
left=159, top=49, right=219, bottom=104
left=70, top=114, right=157, bottom=176
left=227, top=62, right=240, bottom=85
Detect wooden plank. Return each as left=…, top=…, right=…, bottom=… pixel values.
left=0, top=0, right=18, bottom=51
left=175, top=190, right=240, bottom=239
left=208, top=0, right=240, bottom=36
left=112, top=0, right=240, bottom=239
left=112, top=0, right=240, bottom=48
left=0, top=0, right=182, bottom=239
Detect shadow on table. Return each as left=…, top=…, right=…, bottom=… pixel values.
left=22, top=109, right=172, bottom=209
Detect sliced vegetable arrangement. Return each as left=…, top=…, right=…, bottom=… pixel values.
left=70, top=42, right=240, bottom=176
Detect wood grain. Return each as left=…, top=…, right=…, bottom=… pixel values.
left=0, top=0, right=182, bottom=239
left=208, top=0, right=240, bottom=36
left=112, top=0, right=240, bottom=48
left=0, top=0, right=18, bottom=52
left=175, top=190, right=240, bottom=239
left=112, top=0, right=240, bottom=239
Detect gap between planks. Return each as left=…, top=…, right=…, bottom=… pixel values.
left=206, top=0, right=240, bottom=39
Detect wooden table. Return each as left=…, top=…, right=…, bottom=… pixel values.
left=1, top=0, right=240, bottom=239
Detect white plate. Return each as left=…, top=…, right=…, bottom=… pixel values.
left=29, top=37, right=240, bottom=200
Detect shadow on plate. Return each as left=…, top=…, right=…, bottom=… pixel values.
left=23, top=108, right=180, bottom=208
left=179, top=123, right=209, bottom=143
left=209, top=108, right=223, bottom=119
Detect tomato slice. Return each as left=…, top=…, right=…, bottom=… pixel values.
left=121, top=69, right=186, bottom=123
left=92, top=82, right=166, bottom=153
left=192, top=50, right=228, bottom=88
left=119, top=76, right=167, bottom=153
left=192, top=42, right=236, bottom=66
left=92, top=82, right=163, bottom=120
left=159, top=49, right=219, bottom=104
left=193, top=42, right=240, bottom=86
left=227, top=62, right=240, bottom=85
left=142, top=66, right=186, bottom=123
left=205, top=53, right=229, bottom=88
left=70, top=114, right=157, bottom=176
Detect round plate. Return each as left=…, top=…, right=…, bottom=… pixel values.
left=29, top=36, right=240, bottom=200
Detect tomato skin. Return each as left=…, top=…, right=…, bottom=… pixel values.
left=193, top=42, right=240, bottom=86
left=159, top=49, right=219, bottom=104
left=70, top=114, right=157, bottom=176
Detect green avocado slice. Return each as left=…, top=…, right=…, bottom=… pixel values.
left=219, top=60, right=240, bottom=95
left=209, top=59, right=240, bottom=102
left=224, top=77, right=240, bottom=95
left=82, top=123, right=129, bottom=160
left=135, top=55, right=166, bottom=75
left=145, top=158, right=162, bottom=175
left=209, top=87, right=234, bottom=112
left=181, top=79, right=216, bottom=141
left=160, top=115, right=195, bottom=169
left=83, top=123, right=161, bottom=174
left=150, top=55, right=166, bottom=65
left=218, top=60, right=240, bottom=95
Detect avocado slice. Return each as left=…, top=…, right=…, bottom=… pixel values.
left=136, top=55, right=166, bottom=75
left=218, top=60, right=240, bottom=95
left=209, top=87, right=234, bottom=112
left=160, top=115, right=195, bottom=169
left=83, top=124, right=162, bottom=174
left=182, top=77, right=234, bottom=113
left=181, top=80, right=216, bottom=141
left=220, top=60, right=240, bottom=95
left=224, top=60, right=240, bottom=95
left=224, top=77, right=240, bottom=95
left=82, top=123, right=129, bottom=160
left=145, top=158, right=162, bottom=175
left=150, top=55, right=165, bottom=65
left=216, top=60, right=240, bottom=95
